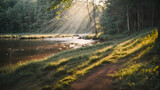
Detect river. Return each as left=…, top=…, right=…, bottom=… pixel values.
left=0, top=37, right=95, bottom=67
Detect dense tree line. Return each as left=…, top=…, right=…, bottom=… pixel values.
left=0, top=0, right=57, bottom=33
left=1, top=0, right=160, bottom=34
left=101, top=0, right=160, bottom=35
left=0, top=0, right=100, bottom=34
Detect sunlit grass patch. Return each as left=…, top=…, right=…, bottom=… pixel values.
left=112, top=29, right=160, bottom=90
left=95, top=45, right=113, bottom=53
left=114, top=63, right=143, bottom=79
left=0, top=55, right=52, bottom=75
left=43, top=58, right=71, bottom=70
left=0, top=35, right=19, bottom=38
left=67, top=46, right=114, bottom=73
left=113, top=61, right=160, bottom=90
left=112, top=29, right=158, bottom=59
left=0, top=34, right=74, bottom=39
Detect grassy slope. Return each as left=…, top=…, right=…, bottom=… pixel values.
left=112, top=29, right=160, bottom=90
left=0, top=29, right=159, bottom=90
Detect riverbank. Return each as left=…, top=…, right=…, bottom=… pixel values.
left=0, top=34, right=75, bottom=39
left=0, top=29, right=159, bottom=90
left=0, top=36, right=98, bottom=67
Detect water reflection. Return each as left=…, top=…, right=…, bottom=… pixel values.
left=0, top=39, right=70, bottom=67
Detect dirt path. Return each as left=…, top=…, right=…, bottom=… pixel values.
left=68, top=64, right=121, bottom=90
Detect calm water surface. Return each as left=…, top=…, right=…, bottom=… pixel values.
left=0, top=39, right=70, bottom=67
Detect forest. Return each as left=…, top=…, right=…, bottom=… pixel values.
left=0, top=0, right=160, bottom=90
left=0, top=0, right=57, bottom=33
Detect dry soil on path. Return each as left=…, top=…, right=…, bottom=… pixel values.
left=68, top=63, right=121, bottom=90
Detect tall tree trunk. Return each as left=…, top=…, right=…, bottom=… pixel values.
left=155, top=0, right=160, bottom=48
left=127, top=6, right=130, bottom=35
left=137, top=9, right=140, bottom=32
left=36, top=1, right=39, bottom=27
left=152, top=5, right=154, bottom=27
left=117, top=23, right=120, bottom=34
left=87, top=0, right=92, bottom=22
left=141, top=11, right=144, bottom=30
left=158, top=27, right=160, bottom=40
left=93, top=0, right=98, bottom=35
left=155, top=27, right=160, bottom=55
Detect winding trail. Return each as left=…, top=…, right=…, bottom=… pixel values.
left=68, top=63, right=121, bottom=90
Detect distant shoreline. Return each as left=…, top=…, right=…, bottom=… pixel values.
left=0, top=34, right=75, bottom=39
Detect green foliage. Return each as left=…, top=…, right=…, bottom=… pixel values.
left=113, top=56, right=160, bottom=90
left=0, top=0, right=57, bottom=33
left=48, top=0, right=72, bottom=19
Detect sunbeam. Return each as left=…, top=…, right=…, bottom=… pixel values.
left=45, top=0, right=104, bottom=34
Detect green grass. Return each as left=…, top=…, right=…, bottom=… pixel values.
left=0, top=39, right=114, bottom=90
left=112, top=29, right=160, bottom=90
left=0, top=28, right=159, bottom=90
left=0, top=34, right=74, bottom=39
